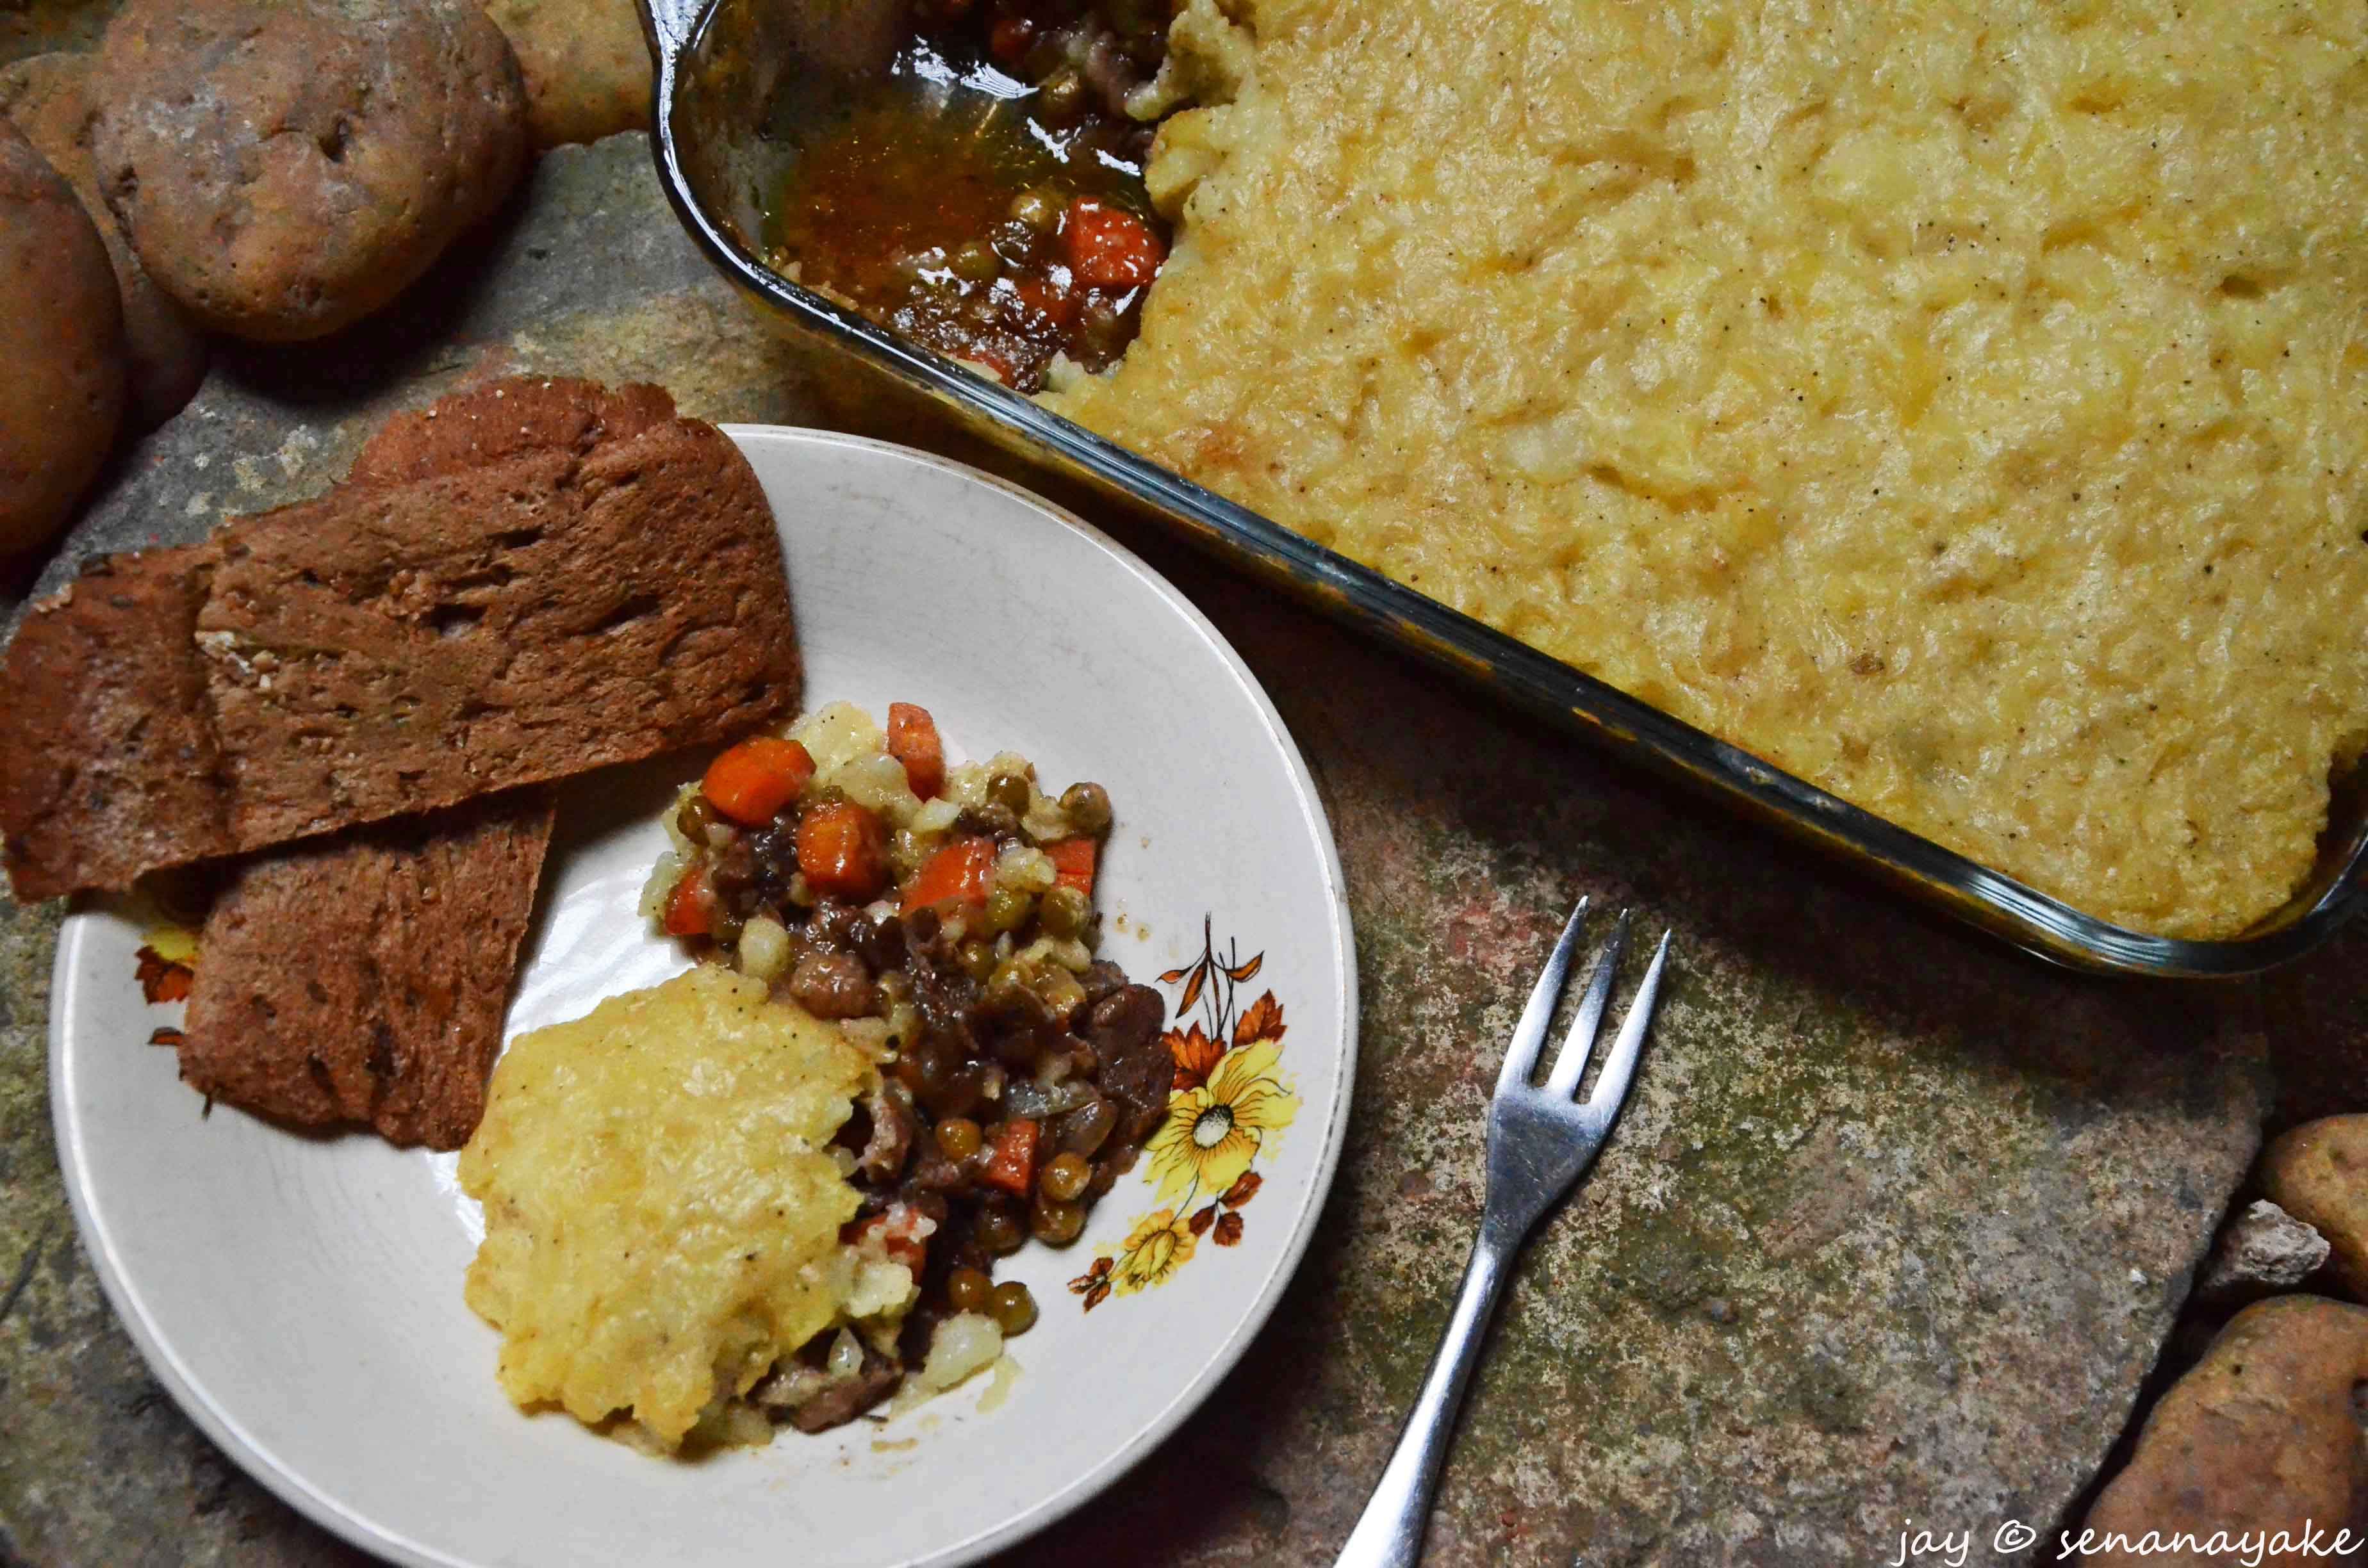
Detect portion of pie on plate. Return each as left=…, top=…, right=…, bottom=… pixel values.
left=3, top=368, right=1196, bottom=1457
left=458, top=699, right=1176, bottom=1448
left=38, top=410, right=1355, bottom=1568
left=461, top=965, right=919, bottom=1452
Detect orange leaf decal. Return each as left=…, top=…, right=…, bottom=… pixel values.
left=1224, top=952, right=1263, bottom=984
left=1213, top=1212, right=1244, bottom=1246
left=135, top=945, right=194, bottom=1005
left=1069, top=1257, right=1114, bottom=1297
left=1219, top=1172, right=1262, bottom=1209
left=1083, top=1282, right=1111, bottom=1311
left=1188, top=1204, right=1219, bottom=1236
left=1167, top=1024, right=1225, bottom=1091
left=1233, top=990, right=1286, bottom=1048
left=1178, top=964, right=1206, bottom=1016
left=148, top=1026, right=187, bottom=1050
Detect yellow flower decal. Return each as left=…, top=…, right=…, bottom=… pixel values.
left=142, top=922, right=199, bottom=966
left=1142, top=1038, right=1295, bottom=1205
left=1111, top=1209, right=1197, bottom=1295
left=135, top=922, right=199, bottom=1004
left=1072, top=923, right=1297, bottom=1313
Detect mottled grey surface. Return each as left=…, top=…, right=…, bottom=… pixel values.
left=0, top=133, right=2318, bottom=1568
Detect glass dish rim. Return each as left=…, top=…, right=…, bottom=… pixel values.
left=636, top=0, right=2368, bottom=979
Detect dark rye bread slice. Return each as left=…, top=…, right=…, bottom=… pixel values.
left=0, top=377, right=799, bottom=901
left=179, top=792, right=555, bottom=1149
left=0, top=545, right=231, bottom=895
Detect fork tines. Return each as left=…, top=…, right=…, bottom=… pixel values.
left=1495, top=898, right=1672, bottom=1110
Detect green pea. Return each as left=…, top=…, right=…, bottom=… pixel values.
left=983, top=883, right=1034, bottom=935
left=1039, top=884, right=1091, bottom=938
left=951, top=239, right=1001, bottom=282
left=992, top=1280, right=1038, bottom=1332
left=1008, top=188, right=1063, bottom=231
left=1058, top=781, right=1112, bottom=837
left=987, top=771, right=1033, bottom=815
left=1037, top=68, right=1085, bottom=124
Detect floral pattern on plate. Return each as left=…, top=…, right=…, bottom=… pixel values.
left=135, top=916, right=199, bottom=1049
left=1070, top=919, right=1297, bottom=1311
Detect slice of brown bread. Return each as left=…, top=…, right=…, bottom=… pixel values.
left=0, top=377, right=799, bottom=901
left=179, top=791, right=556, bottom=1149
left=0, top=545, right=231, bottom=897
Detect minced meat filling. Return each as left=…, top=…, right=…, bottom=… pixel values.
left=645, top=700, right=1165, bottom=1430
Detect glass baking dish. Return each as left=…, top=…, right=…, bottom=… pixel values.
left=634, top=0, right=2368, bottom=978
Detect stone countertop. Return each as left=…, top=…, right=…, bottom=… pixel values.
left=0, top=134, right=2354, bottom=1568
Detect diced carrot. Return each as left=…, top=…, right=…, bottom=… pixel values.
left=797, top=801, right=889, bottom=899
left=1044, top=837, right=1097, bottom=895
left=988, top=13, right=1035, bottom=64
left=702, top=737, right=815, bottom=826
left=1062, top=198, right=1165, bottom=289
left=886, top=702, right=946, bottom=800
left=980, top=1119, right=1040, bottom=1197
left=1013, top=276, right=1080, bottom=334
left=844, top=1206, right=932, bottom=1273
left=662, top=867, right=713, bottom=937
left=902, top=836, right=996, bottom=913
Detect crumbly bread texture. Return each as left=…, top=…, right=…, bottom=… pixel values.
left=0, top=545, right=226, bottom=895
left=1048, top=0, right=2368, bottom=938
left=0, top=377, right=800, bottom=901
left=178, top=792, right=556, bottom=1150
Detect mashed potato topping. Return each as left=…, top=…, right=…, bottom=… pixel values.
left=460, top=967, right=907, bottom=1448
left=1047, top=0, right=2368, bottom=936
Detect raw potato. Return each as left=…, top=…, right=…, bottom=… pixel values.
left=2078, top=1296, right=2368, bottom=1565
left=90, top=0, right=529, bottom=342
left=459, top=967, right=897, bottom=1450
left=483, top=0, right=653, bottom=150
left=2260, top=1115, right=2368, bottom=1302
left=0, top=117, right=122, bottom=559
left=0, top=52, right=204, bottom=430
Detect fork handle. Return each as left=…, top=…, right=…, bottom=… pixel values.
left=1335, top=1223, right=1518, bottom=1568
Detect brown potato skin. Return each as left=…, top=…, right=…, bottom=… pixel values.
left=0, top=51, right=205, bottom=431
left=90, top=0, right=529, bottom=343
left=483, top=0, right=653, bottom=151
left=0, top=117, right=124, bottom=559
left=2080, top=1295, right=2368, bottom=1566
left=2261, top=1115, right=2368, bottom=1302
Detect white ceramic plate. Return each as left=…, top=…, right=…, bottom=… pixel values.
left=48, top=428, right=1355, bottom=1568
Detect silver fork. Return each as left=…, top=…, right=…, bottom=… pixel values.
left=1336, top=899, right=1672, bottom=1568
